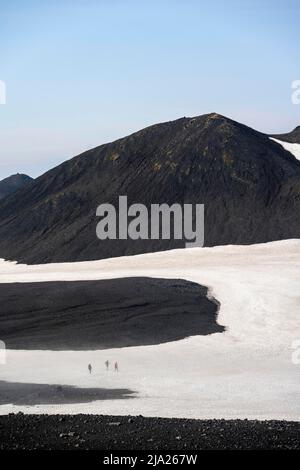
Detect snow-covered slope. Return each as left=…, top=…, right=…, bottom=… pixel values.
left=0, top=239, right=300, bottom=420
left=270, top=137, right=300, bottom=160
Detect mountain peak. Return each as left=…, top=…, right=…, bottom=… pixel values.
left=0, top=114, right=299, bottom=264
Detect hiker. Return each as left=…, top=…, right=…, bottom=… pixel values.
left=114, top=361, right=118, bottom=372
left=88, top=363, right=92, bottom=374
left=105, top=360, right=110, bottom=371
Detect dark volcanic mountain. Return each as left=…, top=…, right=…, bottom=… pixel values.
left=0, top=173, right=33, bottom=200
left=0, top=113, right=299, bottom=264
left=270, top=126, right=300, bottom=144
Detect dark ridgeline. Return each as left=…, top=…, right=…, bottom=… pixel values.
left=0, top=278, right=223, bottom=350
left=0, top=173, right=33, bottom=200
left=270, top=126, right=300, bottom=144
left=0, top=113, right=299, bottom=264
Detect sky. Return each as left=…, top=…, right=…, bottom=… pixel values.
left=0, top=0, right=300, bottom=180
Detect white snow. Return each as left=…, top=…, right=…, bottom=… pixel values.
left=270, top=137, right=300, bottom=160
left=0, top=239, right=300, bottom=420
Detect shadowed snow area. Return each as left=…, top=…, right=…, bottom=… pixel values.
left=0, top=239, right=299, bottom=420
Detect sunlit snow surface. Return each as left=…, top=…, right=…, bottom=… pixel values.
left=0, top=240, right=299, bottom=420
left=270, top=137, right=300, bottom=160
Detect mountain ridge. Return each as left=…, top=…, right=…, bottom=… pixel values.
left=0, top=113, right=299, bottom=264
left=270, top=125, right=300, bottom=144
left=0, top=173, right=33, bottom=200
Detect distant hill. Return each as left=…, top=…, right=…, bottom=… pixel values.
left=0, top=173, right=33, bottom=200
left=0, top=113, right=299, bottom=264
left=270, top=126, right=300, bottom=144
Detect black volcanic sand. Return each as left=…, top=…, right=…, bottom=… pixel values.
left=0, top=414, right=299, bottom=450
left=0, top=277, right=223, bottom=350
left=0, top=381, right=136, bottom=406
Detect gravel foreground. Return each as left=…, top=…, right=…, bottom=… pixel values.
left=0, top=414, right=299, bottom=450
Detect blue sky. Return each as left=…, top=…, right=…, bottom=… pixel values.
left=0, top=0, right=300, bottom=179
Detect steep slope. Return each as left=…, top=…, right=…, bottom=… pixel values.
left=0, top=173, right=33, bottom=200
left=270, top=126, right=300, bottom=144
left=0, top=113, right=299, bottom=264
